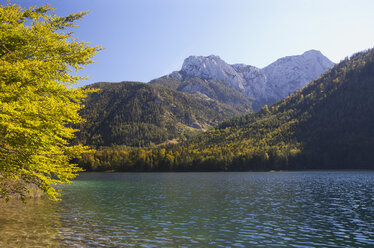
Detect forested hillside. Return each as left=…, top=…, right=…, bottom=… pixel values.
left=78, top=48, right=374, bottom=171
left=75, top=81, right=251, bottom=147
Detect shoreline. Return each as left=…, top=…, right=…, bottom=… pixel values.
left=77, top=168, right=374, bottom=173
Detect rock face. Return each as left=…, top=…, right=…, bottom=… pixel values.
left=181, top=55, right=247, bottom=90
left=262, top=50, right=335, bottom=104
left=157, top=50, right=334, bottom=110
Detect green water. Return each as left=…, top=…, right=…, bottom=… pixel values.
left=1, top=171, right=374, bottom=247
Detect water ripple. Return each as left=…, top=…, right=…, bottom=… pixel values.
left=0, top=171, right=373, bottom=247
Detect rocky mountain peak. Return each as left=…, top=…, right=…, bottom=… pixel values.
left=181, top=55, right=246, bottom=90
left=303, top=49, right=322, bottom=55
left=153, top=50, right=334, bottom=111
left=262, top=50, right=335, bottom=100
left=181, top=55, right=226, bottom=74
left=264, top=50, right=334, bottom=71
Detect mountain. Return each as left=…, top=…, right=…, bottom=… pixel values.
left=78, top=48, right=374, bottom=171
left=76, top=50, right=333, bottom=150
left=179, top=48, right=374, bottom=170
left=75, top=81, right=251, bottom=147
left=151, top=50, right=334, bottom=110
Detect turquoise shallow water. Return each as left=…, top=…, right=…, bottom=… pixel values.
left=1, top=171, right=374, bottom=247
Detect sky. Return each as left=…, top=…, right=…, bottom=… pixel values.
left=3, top=0, right=374, bottom=86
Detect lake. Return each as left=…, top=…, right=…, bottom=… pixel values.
left=1, top=171, right=374, bottom=247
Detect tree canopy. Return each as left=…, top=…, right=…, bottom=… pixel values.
left=0, top=3, right=100, bottom=201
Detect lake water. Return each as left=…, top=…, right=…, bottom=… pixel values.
left=1, top=171, right=374, bottom=247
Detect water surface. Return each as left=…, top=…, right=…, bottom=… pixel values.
left=1, top=171, right=374, bottom=247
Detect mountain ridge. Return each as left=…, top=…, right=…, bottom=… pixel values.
left=151, top=50, right=334, bottom=110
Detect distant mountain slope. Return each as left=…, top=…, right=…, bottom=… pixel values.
left=180, top=48, right=374, bottom=170
left=151, top=50, right=334, bottom=110
left=76, top=81, right=251, bottom=147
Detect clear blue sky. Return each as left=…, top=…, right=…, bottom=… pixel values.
left=4, top=0, right=374, bottom=86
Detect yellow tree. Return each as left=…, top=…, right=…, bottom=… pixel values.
left=0, top=3, right=101, bottom=201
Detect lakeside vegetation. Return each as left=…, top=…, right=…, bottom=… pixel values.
left=77, top=48, right=374, bottom=171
